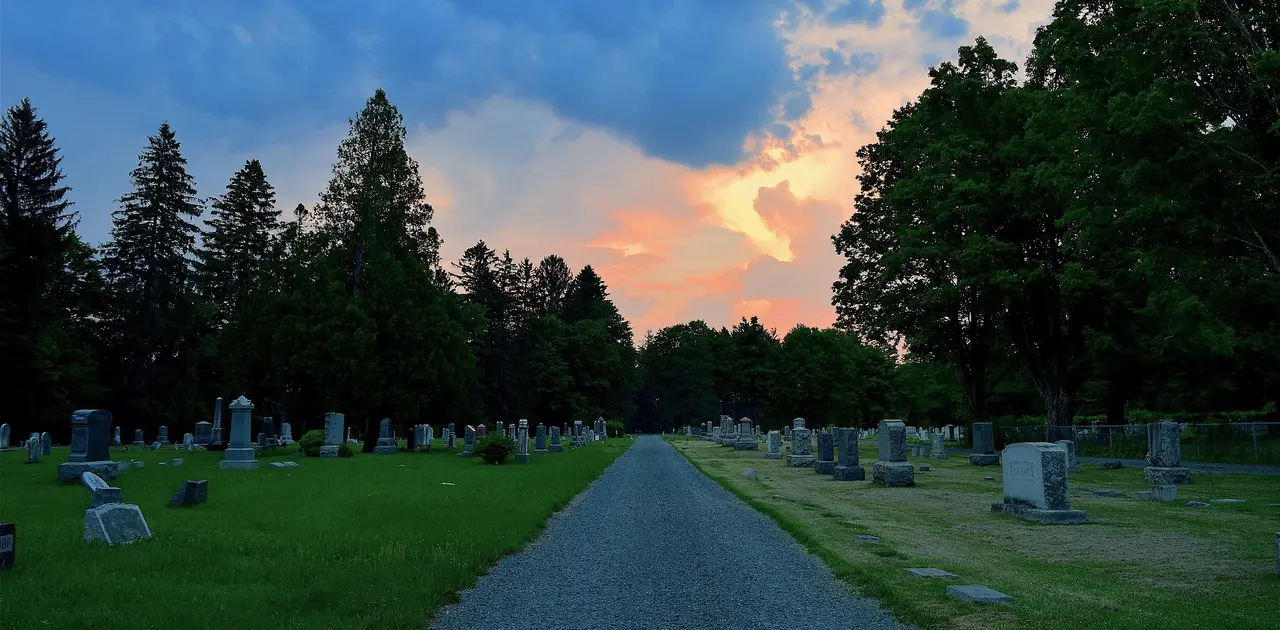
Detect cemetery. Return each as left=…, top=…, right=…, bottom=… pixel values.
left=0, top=420, right=627, bottom=629
left=670, top=429, right=1279, bottom=630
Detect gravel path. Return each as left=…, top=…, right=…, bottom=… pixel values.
left=431, top=435, right=907, bottom=630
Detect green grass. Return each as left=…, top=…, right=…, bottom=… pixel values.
left=0, top=438, right=628, bottom=629
left=669, top=436, right=1280, bottom=630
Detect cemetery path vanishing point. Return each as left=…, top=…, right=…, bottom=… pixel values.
left=430, top=435, right=907, bottom=630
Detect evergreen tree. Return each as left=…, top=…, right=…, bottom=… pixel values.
left=101, top=121, right=204, bottom=429
left=195, top=159, right=278, bottom=326
left=532, top=254, right=573, bottom=316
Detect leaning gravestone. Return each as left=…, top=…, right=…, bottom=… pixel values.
left=81, top=472, right=151, bottom=545
left=872, top=420, right=914, bottom=487
left=516, top=419, right=531, bottom=464
left=534, top=424, right=548, bottom=454
left=58, top=410, right=118, bottom=483
left=833, top=427, right=865, bottom=481
left=969, top=422, right=999, bottom=466
left=320, top=412, right=344, bottom=457
left=167, top=480, right=209, bottom=507
left=765, top=431, right=782, bottom=460
left=219, top=396, right=260, bottom=470
left=991, top=442, right=1085, bottom=524
left=459, top=425, right=476, bottom=457
left=549, top=426, right=563, bottom=452
left=814, top=431, right=836, bottom=475
left=1144, top=420, right=1192, bottom=484
left=374, top=418, right=397, bottom=454
left=788, top=423, right=816, bottom=468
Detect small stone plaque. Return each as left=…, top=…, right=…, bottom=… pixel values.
left=907, top=568, right=956, bottom=578
left=855, top=535, right=880, bottom=543
left=1210, top=498, right=1244, bottom=504
left=947, top=584, right=1012, bottom=604
left=0, top=521, right=13, bottom=569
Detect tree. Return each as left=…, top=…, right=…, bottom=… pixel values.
left=195, top=159, right=278, bottom=327
left=531, top=254, right=573, bottom=316
left=726, top=316, right=780, bottom=422
left=101, top=121, right=204, bottom=430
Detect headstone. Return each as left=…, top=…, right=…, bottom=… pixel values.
left=1150, top=485, right=1177, bottom=502
left=320, top=412, right=344, bottom=457
left=907, top=568, right=957, bottom=578
left=279, top=422, right=294, bottom=445
left=931, top=434, right=947, bottom=460
left=81, top=472, right=122, bottom=507
left=39, top=432, right=51, bottom=456
left=833, top=428, right=865, bottom=481
left=788, top=427, right=815, bottom=467
left=549, top=426, right=563, bottom=452
left=764, top=431, right=782, bottom=460
left=0, top=521, right=12, bottom=569
left=476, top=424, right=487, bottom=439
left=534, top=424, right=548, bottom=454
left=409, top=425, right=420, bottom=452
left=157, top=425, right=170, bottom=445
left=83, top=503, right=152, bottom=546
left=194, top=421, right=212, bottom=445
left=793, top=418, right=806, bottom=430
left=424, top=425, right=434, bottom=451
left=497, top=422, right=506, bottom=439
left=210, top=397, right=225, bottom=447
left=814, top=431, right=836, bottom=475
left=946, top=585, right=1012, bottom=604
left=167, top=480, right=209, bottom=507
left=183, top=433, right=195, bottom=451
left=459, top=425, right=476, bottom=456
left=855, top=534, right=880, bottom=543
left=735, top=418, right=757, bottom=450
left=262, top=417, right=279, bottom=450
left=991, top=442, right=1085, bottom=524
left=111, top=426, right=121, bottom=446
left=374, top=418, right=397, bottom=454
left=1054, top=439, right=1079, bottom=473
left=132, top=429, right=144, bottom=446
left=447, top=423, right=456, bottom=449
left=219, top=396, right=260, bottom=470
left=516, top=419, right=531, bottom=464
left=1144, top=420, right=1192, bottom=484
left=0, top=424, right=8, bottom=450
left=969, top=422, right=999, bottom=465
left=572, top=420, right=585, bottom=448
left=872, top=419, right=914, bottom=487
left=58, top=410, right=118, bottom=482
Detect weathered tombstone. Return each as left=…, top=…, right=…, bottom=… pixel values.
left=132, top=428, right=144, bottom=446
left=279, top=422, right=294, bottom=445
left=24, top=435, right=39, bottom=463
left=765, top=431, right=782, bottom=460
left=516, top=419, right=531, bottom=464
left=1144, top=420, right=1192, bottom=484
left=1054, top=439, right=1079, bottom=473
left=932, top=434, right=947, bottom=460
left=83, top=502, right=152, bottom=546
left=194, top=421, right=212, bottom=445
left=497, top=422, right=506, bottom=439
left=572, top=420, right=585, bottom=448
left=969, top=422, right=999, bottom=466
left=534, top=424, right=548, bottom=454
left=320, top=412, right=344, bottom=457
left=872, top=419, right=914, bottom=487
left=167, top=480, right=209, bottom=507
left=991, top=442, right=1085, bottom=524
left=81, top=471, right=122, bottom=507
left=219, top=396, right=260, bottom=470
left=1150, top=485, right=1177, bottom=502
left=476, top=424, right=487, bottom=439
left=549, top=426, right=563, bottom=452
left=183, top=433, right=195, bottom=451
left=408, top=425, right=420, bottom=452
left=40, top=432, right=51, bottom=456
left=814, top=431, right=836, bottom=475
left=833, top=427, right=865, bottom=481
left=788, top=425, right=816, bottom=468
left=0, top=424, right=8, bottom=450
left=111, top=426, right=121, bottom=446
left=157, top=425, right=170, bottom=445
left=736, top=418, right=757, bottom=450
left=447, top=423, right=456, bottom=449
left=374, top=418, right=397, bottom=454
left=58, top=410, right=117, bottom=482
left=262, top=417, right=279, bottom=450
left=459, top=425, right=476, bottom=457
left=209, top=397, right=225, bottom=448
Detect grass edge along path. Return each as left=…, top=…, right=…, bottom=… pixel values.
left=668, top=435, right=1280, bottom=630
left=0, top=437, right=632, bottom=630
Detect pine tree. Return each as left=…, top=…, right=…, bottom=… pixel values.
left=195, top=159, right=278, bottom=325
left=532, top=254, right=573, bottom=316
left=101, top=121, right=204, bottom=428
left=0, top=97, right=85, bottom=429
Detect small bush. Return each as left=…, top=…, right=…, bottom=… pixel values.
left=299, top=429, right=325, bottom=457
left=605, top=419, right=625, bottom=438
left=475, top=435, right=515, bottom=464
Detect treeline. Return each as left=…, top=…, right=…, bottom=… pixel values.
left=832, top=2, right=1278, bottom=428
left=0, top=90, right=635, bottom=448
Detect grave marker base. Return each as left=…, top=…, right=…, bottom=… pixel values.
left=991, top=502, right=1086, bottom=524
left=832, top=465, right=866, bottom=481
left=872, top=460, right=915, bottom=486
left=56, top=461, right=119, bottom=484
left=787, top=455, right=816, bottom=468
left=814, top=461, right=836, bottom=475
left=1143, top=466, right=1192, bottom=485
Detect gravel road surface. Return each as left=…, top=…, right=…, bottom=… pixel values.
left=431, top=435, right=907, bottom=630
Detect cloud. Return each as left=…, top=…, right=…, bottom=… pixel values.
left=827, top=1, right=888, bottom=27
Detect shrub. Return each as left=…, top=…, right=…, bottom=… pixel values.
left=475, top=434, right=515, bottom=464
left=299, top=429, right=325, bottom=457
left=605, top=419, right=626, bottom=438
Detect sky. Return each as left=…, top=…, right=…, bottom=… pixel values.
left=0, top=0, right=1054, bottom=337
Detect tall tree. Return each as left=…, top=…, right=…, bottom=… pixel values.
left=531, top=254, right=573, bottom=316
left=101, top=121, right=204, bottom=429
left=195, top=159, right=278, bottom=326
left=726, top=316, right=780, bottom=422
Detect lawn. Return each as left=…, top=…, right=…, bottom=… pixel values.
left=0, top=438, right=628, bottom=629
left=670, top=435, right=1279, bottom=630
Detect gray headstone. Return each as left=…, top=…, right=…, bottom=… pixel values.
left=972, top=422, right=995, bottom=454
left=219, top=396, right=260, bottom=470
left=991, top=442, right=1084, bottom=524
left=814, top=431, right=836, bottom=474
left=26, top=436, right=39, bottom=463
left=320, top=412, right=344, bottom=457
left=0, top=423, right=9, bottom=450
left=375, top=418, right=397, bottom=454
left=764, top=430, right=782, bottom=459
left=946, top=585, right=1012, bottom=604
left=40, top=432, right=51, bottom=456
left=133, top=429, right=144, bottom=445
left=855, top=535, right=880, bottom=543
left=535, top=424, right=548, bottom=452
left=157, top=425, right=170, bottom=445
left=83, top=503, right=152, bottom=545
left=194, top=421, right=212, bottom=445
left=792, top=418, right=806, bottom=430
left=167, top=480, right=208, bottom=507
left=68, top=409, right=112, bottom=463
left=516, top=419, right=531, bottom=463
